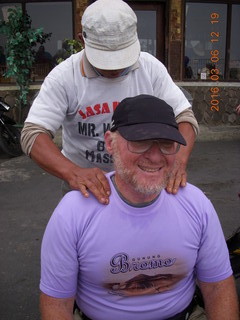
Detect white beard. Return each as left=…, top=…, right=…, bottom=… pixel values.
left=113, top=149, right=170, bottom=196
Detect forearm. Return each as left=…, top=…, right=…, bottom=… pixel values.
left=177, top=122, right=196, bottom=165
left=30, top=133, right=110, bottom=203
left=30, top=133, right=79, bottom=182
left=40, top=293, right=74, bottom=320
left=165, top=122, right=196, bottom=193
left=199, top=276, right=239, bottom=320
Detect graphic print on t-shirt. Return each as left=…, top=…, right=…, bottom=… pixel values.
left=77, top=100, right=119, bottom=166
left=105, top=252, right=185, bottom=297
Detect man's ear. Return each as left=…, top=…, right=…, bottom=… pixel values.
left=104, top=131, right=114, bottom=155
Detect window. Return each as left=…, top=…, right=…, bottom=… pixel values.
left=0, top=1, right=73, bottom=82
left=135, top=10, right=157, bottom=57
left=26, top=2, right=73, bottom=60
left=229, top=4, right=240, bottom=80
left=128, top=2, right=165, bottom=63
left=184, top=1, right=240, bottom=81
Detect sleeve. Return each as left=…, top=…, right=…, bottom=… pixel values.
left=25, top=55, right=79, bottom=135
left=40, top=194, right=79, bottom=298
left=20, top=122, right=54, bottom=156
left=175, top=108, right=199, bottom=136
left=25, top=75, right=69, bottom=135
left=195, top=199, right=233, bottom=282
left=141, top=53, right=191, bottom=117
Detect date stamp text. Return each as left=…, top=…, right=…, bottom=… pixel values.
left=210, top=13, right=220, bottom=112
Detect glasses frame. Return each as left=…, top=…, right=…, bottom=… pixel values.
left=127, top=139, right=180, bottom=155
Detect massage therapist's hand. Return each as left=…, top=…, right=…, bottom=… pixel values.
left=165, top=122, right=196, bottom=194
left=67, top=167, right=111, bottom=204
left=165, top=157, right=187, bottom=195
left=29, top=134, right=111, bottom=205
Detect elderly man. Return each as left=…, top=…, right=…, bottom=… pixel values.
left=21, top=0, right=198, bottom=204
left=40, top=95, right=238, bottom=320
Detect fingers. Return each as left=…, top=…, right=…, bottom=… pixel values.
left=78, top=183, right=90, bottom=198
left=69, top=168, right=111, bottom=205
left=166, top=162, right=187, bottom=194
left=96, top=172, right=111, bottom=196
left=81, top=174, right=110, bottom=204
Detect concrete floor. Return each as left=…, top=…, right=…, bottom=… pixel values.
left=0, top=139, right=240, bottom=319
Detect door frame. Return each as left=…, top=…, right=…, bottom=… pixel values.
left=127, top=1, right=166, bottom=63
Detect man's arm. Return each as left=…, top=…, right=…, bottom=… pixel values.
left=166, top=121, right=196, bottom=194
left=28, top=132, right=110, bottom=204
left=198, top=276, right=239, bottom=320
left=40, top=292, right=74, bottom=320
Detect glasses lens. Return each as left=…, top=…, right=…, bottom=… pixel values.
left=127, top=140, right=180, bottom=155
left=127, top=140, right=152, bottom=153
left=159, top=141, right=180, bottom=155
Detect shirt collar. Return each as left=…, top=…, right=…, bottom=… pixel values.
left=80, top=50, right=139, bottom=78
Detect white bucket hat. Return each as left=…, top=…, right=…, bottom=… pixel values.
left=81, top=0, right=141, bottom=70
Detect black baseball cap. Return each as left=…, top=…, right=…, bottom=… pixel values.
left=110, top=94, right=187, bottom=146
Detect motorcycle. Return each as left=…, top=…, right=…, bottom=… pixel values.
left=0, top=97, right=23, bottom=157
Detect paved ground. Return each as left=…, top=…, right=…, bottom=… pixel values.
left=0, top=138, right=240, bottom=320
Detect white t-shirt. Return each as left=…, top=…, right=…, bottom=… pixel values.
left=40, top=173, right=232, bottom=320
left=26, top=51, right=190, bottom=171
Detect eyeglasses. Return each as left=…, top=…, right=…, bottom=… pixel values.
left=127, top=140, right=180, bottom=155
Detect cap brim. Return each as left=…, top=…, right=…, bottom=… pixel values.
left=118, top=123, right=187, bottom=146
left=85, top=39, right=140, bottom=70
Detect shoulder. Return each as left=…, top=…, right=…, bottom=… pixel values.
left=47, top=190, right=107, bottom=237
left=137, top=52, right=169, bottom=82
left=139, top=51, right=162, bottom=62
left=51, top=190, right=101, bottom=222
left=175, top=183, right=211, bottom=207
left=38, top=52, right=84, bottom=102
left=166, top=183, right=214, bottom=220
left=46, top=51, right=83, bottom=82
left=180, top=182, right=206, bottom=196
left=139, top=52, right=167, bottom=70
left=160, top=185, right=219, bottom=239
left=59, top=189, right=103, bottom=217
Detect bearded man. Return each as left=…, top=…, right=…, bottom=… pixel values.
left=40, top=95, right=238, bottom=320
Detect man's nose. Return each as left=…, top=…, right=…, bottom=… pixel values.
left=144, top=142, right=165, bottom=160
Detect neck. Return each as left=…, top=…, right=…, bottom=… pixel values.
left=113, top=174, right=160, bottom=205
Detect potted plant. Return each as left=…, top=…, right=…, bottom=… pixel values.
left=0, top=7, right=51, bottom=124
left=55, top=38, right=83, bottom=65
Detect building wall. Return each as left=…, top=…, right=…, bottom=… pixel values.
left=1, top=83, right=239, bottom=126
left=179, top=83, right=240, bottom=126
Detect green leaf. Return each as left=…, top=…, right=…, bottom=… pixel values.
left=0, top=6, right=51, bottom=120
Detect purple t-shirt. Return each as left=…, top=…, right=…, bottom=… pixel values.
left=40, top=172, right=232, bottom=320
